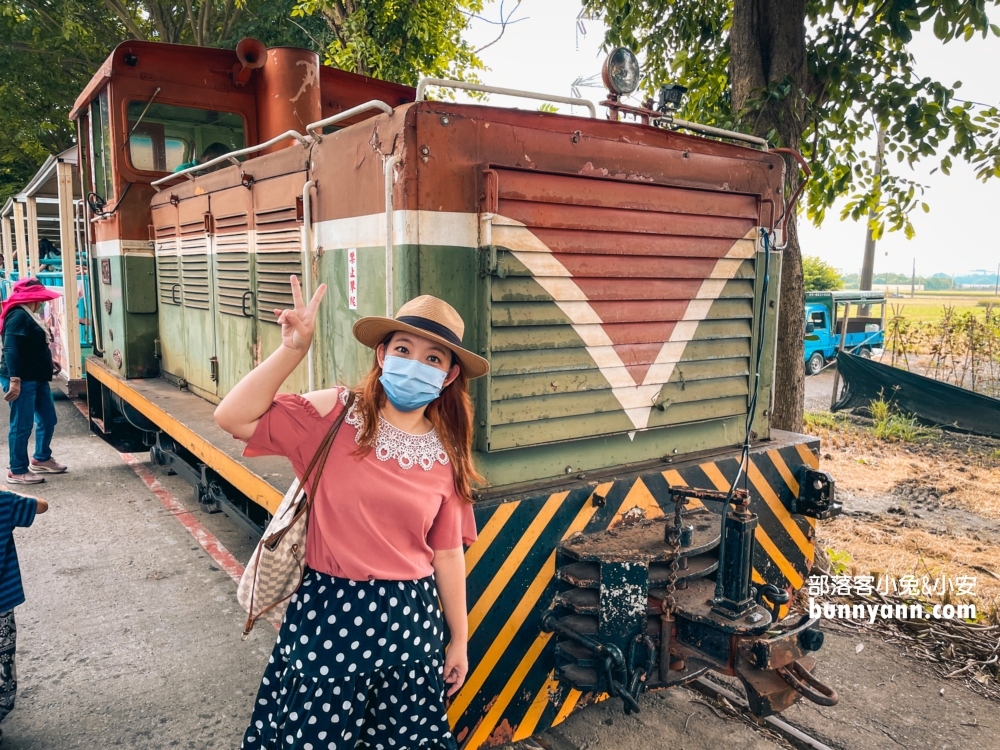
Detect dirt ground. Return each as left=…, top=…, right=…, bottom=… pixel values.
left=805, top=371, right=1000, bottom=617
left=506, top=371, right=1000, bottom=749
left=516, top=623, right=1000, bottom=750
left=805, top=368, right=839, bottom=412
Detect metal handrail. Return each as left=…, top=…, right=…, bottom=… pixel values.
left=416, top=78, right=597, bottom=118
left=306, top=100, right=394, bottom=140
left=151, top=129, right=312, bottom=189
left=301, top=179, right=317, bottom=392
left=654, top=114, right=769, bottom=150
left=383, top=154, right=402, bottom=317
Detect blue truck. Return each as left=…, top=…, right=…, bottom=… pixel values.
left=805, top=290, right=886, bottom=375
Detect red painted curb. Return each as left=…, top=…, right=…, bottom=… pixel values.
left=122, top=452, right=246, bottom=584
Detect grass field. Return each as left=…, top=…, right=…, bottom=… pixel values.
left=883, top=293, right=1000, bottom=324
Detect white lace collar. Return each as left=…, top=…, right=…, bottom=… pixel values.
left=340, top=390, right=449, bottom=471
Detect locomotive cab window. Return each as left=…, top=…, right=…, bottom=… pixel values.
left=89, top=90, right=114, bottom=200
left=125, top=101, right=245, bottom=173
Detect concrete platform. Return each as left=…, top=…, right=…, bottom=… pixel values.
left=0, top=381, right=990, bottom=749
left=1, top=393, right=275, bottom=748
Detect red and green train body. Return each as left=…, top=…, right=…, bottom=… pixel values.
left=71, top=39, right=840, bottom=747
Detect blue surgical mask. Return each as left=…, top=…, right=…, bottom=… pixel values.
left=379, top=355, right=448, bottom=412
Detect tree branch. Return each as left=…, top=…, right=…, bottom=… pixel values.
left=200, top=0, right=211, bottom=47
left=2, top=45, right=93, bottom=68
left=183, top=0, right=197, bottom=44
left=323, top=0, right=351, bottom=49
left=472, top=0, right=528, bottom=54
left=101, top=0, right=146, bottom=40
left=20, top=1, right=64, bottom=35
left=220, top=0, right=242, bottom=42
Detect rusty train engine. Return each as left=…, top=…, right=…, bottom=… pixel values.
left=544, top=479, right=840, bottom=716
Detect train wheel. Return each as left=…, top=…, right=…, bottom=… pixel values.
left=150, top=445, right=162, bottom=465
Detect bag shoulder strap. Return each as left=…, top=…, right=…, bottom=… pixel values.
left=244, top=391, right=356, bottom=637
left=296, top=390, right=355, bottom=510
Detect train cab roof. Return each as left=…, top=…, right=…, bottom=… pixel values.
left=70, top=40, right=415, bottom=127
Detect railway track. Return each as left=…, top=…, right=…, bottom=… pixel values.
left=689, top=677, right=835, bottom=750
left=516, top=677, right=835, bottom=750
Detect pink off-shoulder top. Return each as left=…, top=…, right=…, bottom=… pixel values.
left=242, top=388, right=477, bottom=581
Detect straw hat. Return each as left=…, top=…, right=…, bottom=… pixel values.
left=353, top=296, right=490, bottom=379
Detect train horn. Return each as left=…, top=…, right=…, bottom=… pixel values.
left=233, top=38, right=267, bottom=86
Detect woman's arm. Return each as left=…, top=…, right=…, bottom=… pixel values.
left=2, top=318, right=21, bottom=403
left=431, top=546, right=469, bottom=696
left=214, top=276, right=326, bottom=440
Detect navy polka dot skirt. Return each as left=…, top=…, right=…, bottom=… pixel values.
left=241, top=569, right=457, bottom=750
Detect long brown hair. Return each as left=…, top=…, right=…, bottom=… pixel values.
left=350, top=343, right=483, bottom=503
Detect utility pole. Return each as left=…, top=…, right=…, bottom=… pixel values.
left=911, top=258, right=916, bottom=298
left=860, top=128, right=886, bottom=291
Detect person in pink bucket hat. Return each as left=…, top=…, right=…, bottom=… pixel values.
left=0, top=278, right=67, bottom=484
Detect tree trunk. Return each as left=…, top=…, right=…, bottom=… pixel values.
left=730, top=0, right=810, bottom=431
left=772, top=206, right=805, bottom=430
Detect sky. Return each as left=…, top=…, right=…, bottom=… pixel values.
left=460, top=0, right=1000, bottom=279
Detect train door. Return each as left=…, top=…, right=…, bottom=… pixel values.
left=211, top=185, right=256, bottom=397
left=152, top=201, right=186, bottom=380
left=176, top=193, right=219, bottom=399
left=251, top=171, right=309, bottom=394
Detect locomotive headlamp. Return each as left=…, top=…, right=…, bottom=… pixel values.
left=602, top=48, right=641, bottom=97
left=657, top=83, right=688, bottom=113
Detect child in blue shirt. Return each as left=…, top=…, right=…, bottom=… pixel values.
left=0, top=490, right=47, bottom=740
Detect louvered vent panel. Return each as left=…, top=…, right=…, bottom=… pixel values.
left=156, top=255, right=180, bottom=305
left=256, top=252, right=302, bottom=322
left=181, top=255, right=210, bottom=310
left=215, top=208, right=251, bottom=317
left=254, top=202, right=301, bottom=322
left=153, top=207, right=180, bottom=306
left=488, top=169, right=761, bottom=450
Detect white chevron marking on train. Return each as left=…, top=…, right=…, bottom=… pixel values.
left=493, top=217, right=758, bottom=431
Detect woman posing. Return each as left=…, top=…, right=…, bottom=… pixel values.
left=0, top=278, right=68, bottom=485
left=215, top=276, right=488, bottom=749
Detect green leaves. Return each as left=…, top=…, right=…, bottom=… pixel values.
left=0, top=0, right=126, bottom=202
left=933, top=12, right=950, bottom=39
left=803, top=255, right=845, bottom=291
left=294, top=0, right=483, bottom=86
left=586, top=0, right=1000, bottom=246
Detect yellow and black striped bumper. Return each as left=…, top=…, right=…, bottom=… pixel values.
left=450, top=434, right=819, bottom=747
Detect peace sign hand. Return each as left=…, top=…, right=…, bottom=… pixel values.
left=276, top=275, right=327, bottom=354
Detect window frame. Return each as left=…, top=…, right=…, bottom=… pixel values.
left=89, top=89, right=115, bottom=202
left=122, top=98, right=248, bottom=177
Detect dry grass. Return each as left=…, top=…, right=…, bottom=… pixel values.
left=819, top=515, right=1000, bottom=620
left=807, top=420, right=1000, bottom=517
left=804, top=412, right=1000, bottom=620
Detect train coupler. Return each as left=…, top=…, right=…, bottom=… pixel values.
left=543, top=482, right=834, bottom=718
left=735, top=613, right=838, bottom=715
left=737, top=656, right=839, bottom=715
left=541, top=613, right=650, bottom=713
left=546, top=502, right=738, bottom=712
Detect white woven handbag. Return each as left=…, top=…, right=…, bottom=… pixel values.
left=238, top=394, right=353, bottom=637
